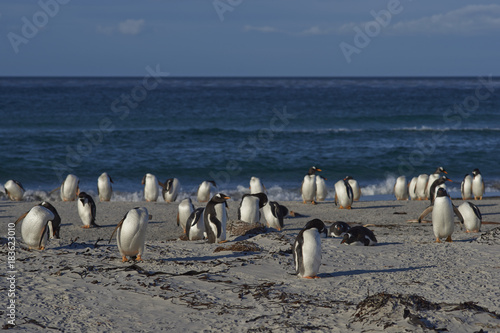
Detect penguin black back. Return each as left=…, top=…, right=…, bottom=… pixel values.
left=341, top=226, right=377, bottom=246
left=204, top=193, right=230, bottom=244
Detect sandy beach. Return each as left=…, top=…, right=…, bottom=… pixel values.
left=2, top=197, right=500, bottom=332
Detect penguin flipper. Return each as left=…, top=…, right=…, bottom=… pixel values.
left=15, top=211, right=29, bottom=225
left=176, top=212, right=180, bottom=226
left=293, top=236, right=304, bottom=275
left=418, top=206, right=433, bottom=223
left=452, top=205, right=464, bottom=225
left=469, top=202, right=482, bottom=220
left=109, top=213, right=127, bottom=243
left=38, top=222, right=49, bottom=249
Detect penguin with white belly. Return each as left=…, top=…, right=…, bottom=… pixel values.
left=394, top=176, right=408, bottom=200
left=293, top=219, right=328, bottom=279
left=315, top=175, right=328, bottom=202
left=186, top=208, right=205, bottom=241
left=177, top=198, right=195, bottom=233
left=142, top=173, right=160, bottom=202
left=204, top=193, right=230, bottom=243
left=249, top=177, right=266, bottom=194
left=334, top=178, right=354, bottom=209
left=78, top=192, right=98, bottom=228
left=461, top=174, right=473, bottom=200
left=15, top=205, right=55, bottom=250
left=472, top=169, right=485, bottom=200
left=109, top=207, right=151, bottom=262
left=458, top=202, right=482, bottom=233
left=97, top=172, right=113, bottom=202
left=418, top=188, right=464, bottom=243
left=263, top=201, right=288, bottom=231
left=4, top=180, right=25, bottom=201
left=197, top=180, right=217, bottom=202
left=341, top=226, right=377, bottom=246
left=238, top=193, right=268, bottom=223
left=301, top=166, right=321, bottom=204
left=408, top=177, right=418, bottom=200
left=61, top=174, right=80, bottom=201
left=415, top=174, right=429, bottom=200
left=162, top=178, right=180, bottom=203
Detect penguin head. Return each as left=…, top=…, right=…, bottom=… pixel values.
left=304, top=219, right=327, bottom=237
left=439, top=175, right=452, bottom=184
left=211, top=193, right=230, bottom=203
left=164, top=178, right=174, bottom=191
left=308, top=166, right=322, bottom=175
left=253, top=193, right=268, bottom=208
left=472, top=168, right=481, bottom=176
left=344, top=176, right=353, bottom=181
left=435, top=166, right=447, bottom=174
left=208, top=180, right=217, bottom=187
left=436, top=188, right=448, bottom=198
left=330, top=222, right=350, bottom=237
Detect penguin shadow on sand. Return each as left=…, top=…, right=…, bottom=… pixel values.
left=319, top=265, right=437, bottom=278
left=354, top=204, right=404, bottom=210
left=160, top=251, right=253, bottom=263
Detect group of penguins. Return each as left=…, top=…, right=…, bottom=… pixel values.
left=6, top=166, right=486, bottom=279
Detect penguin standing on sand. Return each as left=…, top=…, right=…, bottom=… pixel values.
left=109, top=207, right=151, bottom=262
left=394, top=176, right=408, bottom=200
left=458, top=202, right=482, bottom=233
left=415, top=174, right=429, bottom=200
left=301, top=166, right=321, bottom=204
left=329, top=221, right=351, bottom=237
left=177, top=198, right=195, bottom=233
left=334, top=178, right=354, bottom=209
left=341, top=226, right=378, bottom=246
left=197, top=180, right=217, bottom=202
left=204, top=193, right=230, bottom=243
left=249, top=177, right=266, bottom=194
left=418, top=188, right=464, bottom=243
left=4, top=180, right=25, bottom=201
left=426, top=167, right=447, bottom=199
left=97, top=172, right=113, bottom=202
left=61, top=174, right=80, bottom=201
left=263, top=201, right=288, bottom=231
left=293, top=219, right=328, bottom=279
left=142, top=173, right=160, bottom=202
left=472, top=169, right=485, bottom=200
left=77, top=192, right=98, bottom=228
left=315, top=175, right=328, bottom=202
left=15, top=205, right=55, bottom=250
left=461, top=174, right=473, bottom=200
left=162, top=178, right=180, bottom=203
left=238, top=193, right=268, bottom=223
left=186, top=208, right=205, bottom=240
left=408, top=177, right=418, bottom=200
left=429, top=175, right=452, bottom=204
left=345, top=176, right=361, bottom=201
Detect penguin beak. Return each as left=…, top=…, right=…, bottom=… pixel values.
left=224, top=196, right=231, bottom=200
left=444, top=171, right=448, bottom=174
left=317, top=169, right=322, bottom=172
left=447, top=179, right=453, bottom=182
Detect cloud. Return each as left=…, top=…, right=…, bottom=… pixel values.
left=118, top=19, right=145, bottom=35
left=96, top=19, right=145, bottom=36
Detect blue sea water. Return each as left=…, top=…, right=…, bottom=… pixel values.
left=1, top=77, right=499, bottom=202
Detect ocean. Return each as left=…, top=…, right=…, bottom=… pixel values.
left=1, top=76, right=499, bottom=202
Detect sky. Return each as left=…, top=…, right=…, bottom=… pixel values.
left=0, top=0, right=499, bottom=77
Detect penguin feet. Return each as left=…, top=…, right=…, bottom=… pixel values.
left=445, top=236, right=453, bottom=243
left=136, top=255, right=143, bottom=262
left=82, top=225, right=91, bottom=229
left=121, top=256, right=128, bottom=262
left=311, top=201, right=317, bottom=205
left=40, top=246, right=45, bottom=251
left=303, top=276, right=320, bottom=279
left=435, top=238, right=441, bottom=243
left=346, top=206, right=352, bottom=210
left=339, top=206, right=344, bottom=209
left=218, top=240, right=228, bottom=244
left=303, top=200, right=307, bottom=204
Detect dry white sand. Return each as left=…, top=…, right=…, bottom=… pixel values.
left=2, top=197, right=500, bottom=332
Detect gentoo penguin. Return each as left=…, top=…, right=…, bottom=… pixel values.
left=472, top=169, right=485, bottom=200
left=77, top=192, right=98, bottom=228
left=418, top=188, right=464, bottom=243
left=60, top=174, right=80, bottom=201
left=142, top=173, right=159, bottom=202
left=426, top=167, right=447, bottom=199
left=394, top=176, right=409, bottom=200
left=315, top=175, right=328, bottom=202
left=415, top=174, right=429, bottom=200
left=458, top=202, right=482, bottom=233
left=329, top=221, right=351, bottom=237
left=97, top=172, right=113, bottom=202
left=162, top=178, right=180, bottom=203
left=109, top=207, right=151, bottom=262
left=408, top=177, right=418, bottom=200
left=186, top=208, right=205, bottom=240
left=334, top=178, right=354, bottom=209
left=204, top=193, right=230, bottom=243
left=345, top=176, right=361, bottom=201
left=263, top=201, right=288, bottom=231
left=293, top=219, right=328, bottom=279
left=429, top=176, right=452, bottom=204
left=197, top=180, right=217, bottom=202
left=4, top=180, right=25, bottom=201
left=238, top=193, right=268, bottom=223
left=15, top=205, right=55, bottom=250
left=341, top=226, right=378, bottom=246
left=177, top=198, right=195, bottom=233
left=249, top=177, right=266, bottom=194
left=16, top=201, right=61, bottom=241
left=301, top=166, right=321, bottom=204
left=461, top=174, right=473, bottom=200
